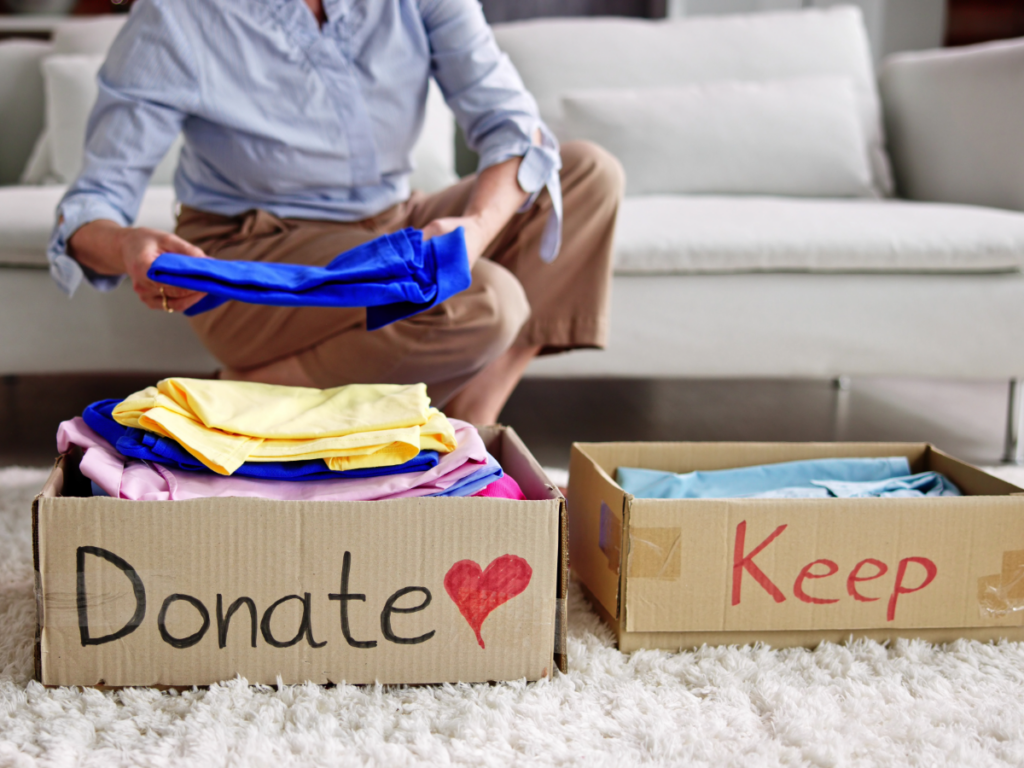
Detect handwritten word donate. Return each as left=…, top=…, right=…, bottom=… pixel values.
left=75, top=547, right=532, bottom=650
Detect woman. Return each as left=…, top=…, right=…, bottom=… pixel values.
left=51, top=0, right=623, bottom=423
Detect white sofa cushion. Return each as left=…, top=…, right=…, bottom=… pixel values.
left=0, top=40, right=52, bottom=185
left=881, top=37, right=1024, bottom=213
left=0, top=185, right=178, bottom=269
left=561, top=78, right=874, bottom=198
left=526, top=272, right=1024, bottom=380
left=10, top=189, right=1023, bottom=276
left=493, top=8, right=893, bottom=196
left=614, top=196, right=1024, bottom=274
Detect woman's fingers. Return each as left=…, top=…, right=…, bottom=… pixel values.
left=118, top=227, right=208, bottom=312
left=159, top=283, right=198, bottom=300
left=134, top=281, right=164, bottom=310
left=421, top=217, right=457, bottom=241
left=179, top=242, right=208, bottom=259
left=149, top=286, right=207, bottom=313
left=138, top=235, right=208, bottom=311
left=168, top=291, right=206, bottom=312
left=158, top=233, right=207, bottom=260
left=133, top=277, right=206, bottom=313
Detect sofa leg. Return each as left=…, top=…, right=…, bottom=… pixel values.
left=1004, top=378, right=1023, bottom=465
left=832, top=376, right=851, bottom=441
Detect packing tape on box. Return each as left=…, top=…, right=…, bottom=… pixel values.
left=978, top=549, right=1024, bottom=617
left=599, top=501, right=621, bottom=574
left=600, top=502, right=686, bottom=580
left=628, top=527, right=683, bottom=580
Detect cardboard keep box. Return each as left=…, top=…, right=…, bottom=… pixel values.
left=33, top=426, right=567, bottom=688
left=568, top=441, right=1024, bottom=652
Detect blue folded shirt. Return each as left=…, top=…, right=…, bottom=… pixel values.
left=82, top=399, right=439, bottom=481
left=615, top=457, right=959, bottom=499
left=148, top=227, right=471, bottom=331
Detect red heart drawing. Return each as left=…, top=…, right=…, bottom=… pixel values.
left=444, top=555, right=533, bottom=649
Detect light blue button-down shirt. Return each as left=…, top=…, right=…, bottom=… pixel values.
left=49, top=0, right=562, bottom=295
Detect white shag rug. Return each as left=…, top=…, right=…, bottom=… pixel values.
left=5, top=466, right=1024, bottom=767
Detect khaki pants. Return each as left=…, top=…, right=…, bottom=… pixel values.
left=176, top=141, right=624, bottom=405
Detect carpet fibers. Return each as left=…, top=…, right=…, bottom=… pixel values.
left=4, top=466, right=1024, bottom=766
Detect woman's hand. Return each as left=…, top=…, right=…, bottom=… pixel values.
left=421, top=155, right=531, bottom=270
left=69, top=219, right=209, bottom=313
left=117, top=227, right=209, bottom=312
left=421, top=215, right=489, bottom=268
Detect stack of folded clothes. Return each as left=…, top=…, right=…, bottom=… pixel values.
left=57, top=378, right=527, bottom=502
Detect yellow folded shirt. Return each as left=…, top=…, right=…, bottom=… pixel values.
left=112, top=379, right=457, bottom=475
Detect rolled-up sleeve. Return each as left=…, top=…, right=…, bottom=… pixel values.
left=49, top=0, right=199, bottom=295
left=420, top=0, right=563, bottom=261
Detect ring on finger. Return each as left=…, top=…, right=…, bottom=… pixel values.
left=159, top=286, right=173, bottom=314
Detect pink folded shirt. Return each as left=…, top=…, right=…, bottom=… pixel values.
left=58, top=417, right=489, bottom=502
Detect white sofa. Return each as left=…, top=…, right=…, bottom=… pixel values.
left=2, top=10, right=1024, bottom=454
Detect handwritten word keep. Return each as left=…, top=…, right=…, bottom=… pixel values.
left=732, top=521, right=937, bottom=621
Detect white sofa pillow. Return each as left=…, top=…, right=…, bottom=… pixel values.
left=493, top=8, right=893, bottom=196
left=0, top=40, right=52, bottom=185
left=560, top=78, right=874, bottom=198
left=40, top=54, right=182, bottom=186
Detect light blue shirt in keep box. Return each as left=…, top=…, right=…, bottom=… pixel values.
left=48, top=0, right=563, bottom=296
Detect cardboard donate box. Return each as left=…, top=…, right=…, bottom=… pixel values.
left=33, top=426, right=567, bottom=687
left=568, top=442, right=1024, bottom=652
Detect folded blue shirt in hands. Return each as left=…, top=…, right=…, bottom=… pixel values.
left=148, top=228, right=471, bottom=331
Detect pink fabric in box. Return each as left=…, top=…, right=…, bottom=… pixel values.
left=472, top=473, right=526, bottom=500
left=57, top=417, right=488, bottom=502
